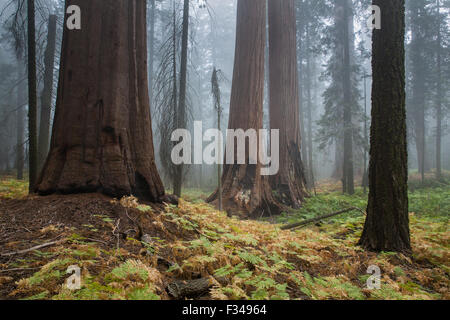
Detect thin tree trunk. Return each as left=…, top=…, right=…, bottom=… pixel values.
left=16, top=65, right=25, bottom=180
left=36, top=0, right=165, bottom=203
left=362, top=72, right=369, bottom=193
left=268, top=0, right=308, bottom=209
left=173, top=0, right=189, bottom=197
left=436, top=0, right=442, bottom=180
left=295, top=1, right=308, bottom=180
left=341, top=0, right=354, bottom=195
left=212, top=68, right=223, bottom=211
left=305, top=24, right=315, bottom=191
left=27, top=0, right=38, bottom=192
left=171, top=3, right=178, bottom=191
left=410, top=2, right=426, bottom=183
left=207, top=0, right=282, bottom=217
left=359, top=0, right=411, bottom=253
left=38, top=14, right=57, bottom=173
left=148, top=0, right=155, bottom=105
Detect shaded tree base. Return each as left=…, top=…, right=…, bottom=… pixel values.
left=207, top=165, right=286, bottom=218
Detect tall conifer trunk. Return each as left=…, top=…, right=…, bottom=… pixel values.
left=36, top=0, right=165, bottom=203
left=207, top=0, right=282, bottom=217
left=359, top=0, right=411, bottom=253
left=27, top=0, right=38, bottom=191
left=268, top=0, right=307, bottom=208
left=38, top=14, right=57, bottom=173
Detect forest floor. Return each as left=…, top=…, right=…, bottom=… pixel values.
left=0, top=173, right=448, bottom=300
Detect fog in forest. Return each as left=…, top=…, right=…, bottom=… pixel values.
left=0, top=0, right=449, bottom=302
left=0, top=0, right=448, bottom=193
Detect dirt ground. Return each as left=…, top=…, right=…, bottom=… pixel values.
left=0, top=193, right=189, bottom=299
left=0, top=192, right=448, bottom=300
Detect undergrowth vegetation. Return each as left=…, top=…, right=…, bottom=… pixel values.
left=0, top=177, right=448, bottom=300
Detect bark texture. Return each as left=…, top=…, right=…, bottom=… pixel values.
left=36, top=0, right=165, bottom=203
left=207, top=0, right=282, bottom=217
left=38, top=14, right=57, bottom=173
left=359, top=0, right=411, bottom=252
left=268, top=0, right=308, bottom=208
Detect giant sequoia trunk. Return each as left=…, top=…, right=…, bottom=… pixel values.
left=268, top=0, right=307, bottom=208
left=359, top=0, right=411, bottom=252
left=36, top=0, right=165, bottom=203
left=207, top=0, right=282, bottom=217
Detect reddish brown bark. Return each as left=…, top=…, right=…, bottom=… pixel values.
left=268, top=0, right=308, bottom=208
left=207, top=0, right=282, bottom=217
left=36, top=0, right=165, bottom=203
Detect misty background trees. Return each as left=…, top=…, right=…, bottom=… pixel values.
left=0, top=0, right=448, bottom=219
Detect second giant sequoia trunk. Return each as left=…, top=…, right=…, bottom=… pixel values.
left=268, top=0, right=308, bottom=208
left=36, top=0, right=165, bottom=203
left=207, top=0, right=282, bottom=217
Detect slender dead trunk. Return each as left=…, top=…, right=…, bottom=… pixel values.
left=362, top=72, right=369, bottom=193
left=170, top=3, right=178, bottom=191
left=27, top=0, right=38, bottom=191
left=208, top=0, right=283, bottom=217
left=359, top=0, right=411, bottom=253
left=38, top=14, right=57, bottom=174
left=295, top=1, right=308, bottom=180
left=410, top=2, right=426, bottom=183
left=212, top=67, right=223, bottom=211
left=36, top=0, right=165, bottom=203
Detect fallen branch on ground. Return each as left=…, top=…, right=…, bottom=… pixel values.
left=281, top=207, right=364, bottom=230
left=0, top=240, right=65, bottom=257
left=0, top=267, right=41, bottom=273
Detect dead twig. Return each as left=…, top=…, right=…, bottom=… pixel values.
left=0, top=239, right=66, bottom=257
left=0, top=267, right=41, bottom=273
